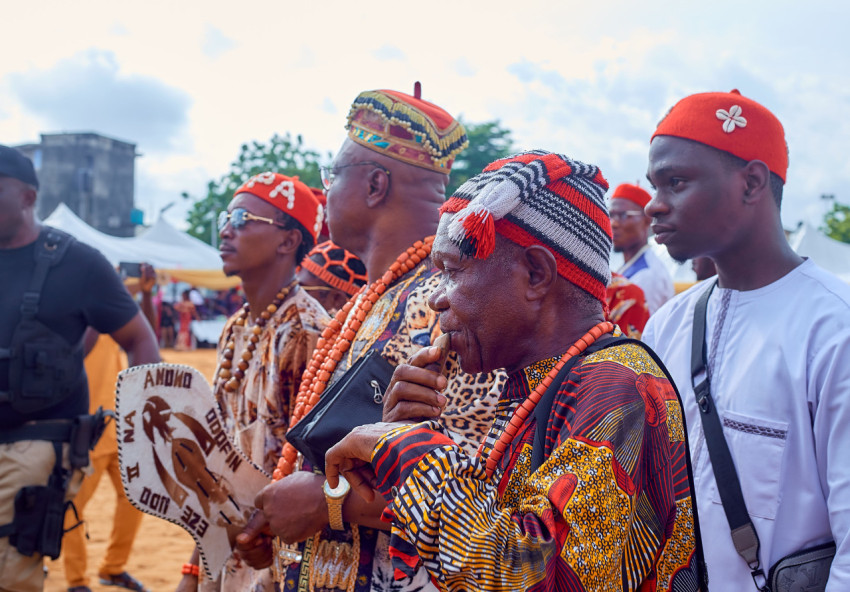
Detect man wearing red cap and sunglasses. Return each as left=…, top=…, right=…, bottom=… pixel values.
left=642, top=91, right=850, bottom=590
left=177, top=173, right=329, bottom=591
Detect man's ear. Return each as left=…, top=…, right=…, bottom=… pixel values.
left=365, top=167, right=391, bottom=208
left=524, top=245, right=557, bottom=301
left=742, top=160, right=771, bottom=204
left=22, top=184, right=37, bottom=209
left=276, top=228, right=303, bottom=257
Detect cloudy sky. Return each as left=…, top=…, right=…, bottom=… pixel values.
left=2, top=0, right=848, bottom=231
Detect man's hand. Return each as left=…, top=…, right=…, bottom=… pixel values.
left=255, top=472, right=328, bottom=544
left=234, top=510, right=273, bottom=569
left=139, top=262, right=157, bottom=294
left=325, top=422, right=400, bottom=502
left=382, top=346, right=448, bottom=423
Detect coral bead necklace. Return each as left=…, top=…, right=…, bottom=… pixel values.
left=273, top=236, right=435, bottom=481
left=484, top=320, right=614, bottom=478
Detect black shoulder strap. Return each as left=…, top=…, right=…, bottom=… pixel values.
left=531, top=356, right=584, bottom=472
left=691, top=279, right=767, bottom=590
left=532, top=333, right=709, bottom=589
left=531, top=335, right=621, bottom=471
left=20, top=228, right=73, bottom=319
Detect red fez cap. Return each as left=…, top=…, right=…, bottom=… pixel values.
left=611, top=183, right=651, bottom=208
left=346, top=88, right=468, bottom=174
left=652, top=90, right=788, bottom=182
left=309, top=186, right=330, bottom=238
left=234, top=173, right=324, bottom=242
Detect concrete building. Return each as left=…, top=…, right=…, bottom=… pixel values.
left=16, top=132, right=138, bottom=237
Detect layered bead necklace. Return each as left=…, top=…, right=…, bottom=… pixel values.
left=215, top=280, right=297, bottom=394
left=272, top=236, right=434, bottom=481
left=269, top=238, right=433, bottom=586
left=484, top=320, right=614, bottom=478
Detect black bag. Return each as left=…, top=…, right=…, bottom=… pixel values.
left=768, top=542, right=835, bottom=592
left=286, top=350, right=395, bottom=473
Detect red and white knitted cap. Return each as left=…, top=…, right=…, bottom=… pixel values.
left=439, top=150, right=612, bottom=304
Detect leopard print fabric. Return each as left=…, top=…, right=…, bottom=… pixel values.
left=335, top=258, right=503, bottom=455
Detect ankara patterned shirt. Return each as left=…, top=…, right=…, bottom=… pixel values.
left=371, top=339, right=702, bottom=592
left=282, top=257, right=502, bottom=592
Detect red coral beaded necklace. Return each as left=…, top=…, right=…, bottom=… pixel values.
left=484, top=320, right=614, bottom=479
left=272, top=236, right=435, bottom=481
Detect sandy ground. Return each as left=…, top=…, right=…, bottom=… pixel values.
left=44, top=348, right=219, bottom=592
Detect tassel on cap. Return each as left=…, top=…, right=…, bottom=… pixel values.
left=439, top=150, right=612, bottom=306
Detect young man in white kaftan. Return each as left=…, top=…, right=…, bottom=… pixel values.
left=642, top=90, right=850, bottom=589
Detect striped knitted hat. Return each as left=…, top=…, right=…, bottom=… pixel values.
left=439, top=150, right=612, bottom=304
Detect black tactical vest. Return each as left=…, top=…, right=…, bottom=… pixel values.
left=0, top=228, right=87, bottom=415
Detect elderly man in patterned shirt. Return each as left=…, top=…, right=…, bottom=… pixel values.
left=326, top=151, right=706, bottom=592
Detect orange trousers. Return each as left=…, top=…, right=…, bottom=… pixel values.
left=62, top=452, right=143, bottom=587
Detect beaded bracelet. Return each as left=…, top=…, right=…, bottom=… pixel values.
left=181, top=563, right=200, bottom=577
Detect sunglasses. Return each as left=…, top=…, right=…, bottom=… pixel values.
left=217, top=208, right=287, bottom=231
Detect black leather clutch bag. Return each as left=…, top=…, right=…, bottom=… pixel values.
left=286, top=350, right=395, bottom=473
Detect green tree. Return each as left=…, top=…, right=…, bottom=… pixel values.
left=447, top=120, right=515, bottom=196
left=184, top=133, right=330, bottom=244
left=821, top=198, right=850, bottom=244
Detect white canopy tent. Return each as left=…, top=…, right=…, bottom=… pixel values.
left=43, top=204, right=239, bottom=290
left=789, top=222, right=850, bottom=283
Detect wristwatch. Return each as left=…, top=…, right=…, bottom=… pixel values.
left=323, top=476, right=351, bottom=531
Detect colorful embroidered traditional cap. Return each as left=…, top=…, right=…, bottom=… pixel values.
left=0, top=144, right=38, bottom=189
left=611, top=183, right=651, bottom=208
left=440, top=150, right=612, bottom=304
left=234, top=172, right=324, bottom=242
left=300, top=241, right=367, bottom=296
left=652, top=89, right=788, bottom=182
left=345, top=85, right=468, bottom=174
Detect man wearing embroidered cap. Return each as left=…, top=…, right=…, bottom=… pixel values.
left=324, top=150, right=705, bottom=592
left=244, top=87, right=502, bottom=592
left=642, top=90, right=850, bottom=590
left=177, top=173, right=329, bottom=591
left=296, top=241, right=367, bottom=315
left=611, top=182, right=674, bottom=313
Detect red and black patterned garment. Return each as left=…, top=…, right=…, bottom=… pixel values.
left=371, top=338, right=702, bottom=592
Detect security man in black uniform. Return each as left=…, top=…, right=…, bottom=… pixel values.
left=0, top=145, right=160, bottom=592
